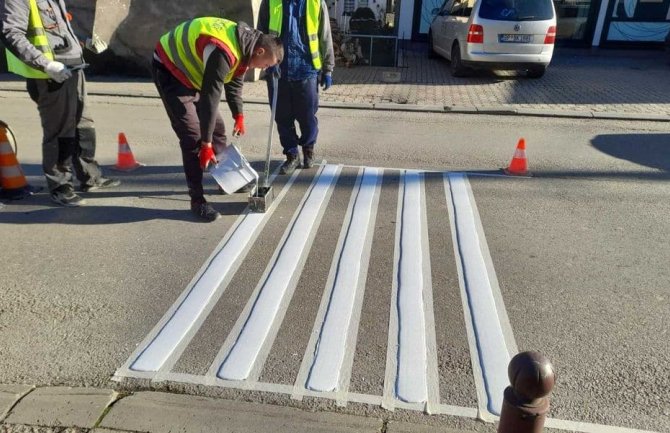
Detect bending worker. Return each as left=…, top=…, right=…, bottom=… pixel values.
left=152, top=18, right=283, bottom=222
left=1, top=0, right=120, bottom=207
left=258, top=0, right=335, bottom=175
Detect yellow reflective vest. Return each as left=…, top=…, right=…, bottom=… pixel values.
left=268, top=0, right=322, bottom=70
left=158, top=18, right=243, bottom=90
left=5, top=0, right=55, bottom=79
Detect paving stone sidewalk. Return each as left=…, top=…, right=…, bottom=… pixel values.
left=1, top=46, right=668, bottom=120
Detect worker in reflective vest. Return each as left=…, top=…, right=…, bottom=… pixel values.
left=153, top=18, right=283, bottom=222
left=1, top=0, right=119, bottom=207
left=258, top=0, right=335, bottom=175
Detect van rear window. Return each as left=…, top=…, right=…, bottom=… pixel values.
left=478, top=0, right=554, bottom=21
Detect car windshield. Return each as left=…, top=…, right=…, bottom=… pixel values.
left=478, top=0, right=554, bottom=21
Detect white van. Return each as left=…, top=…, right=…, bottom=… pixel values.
left=429, top=0, right=557, bottom=78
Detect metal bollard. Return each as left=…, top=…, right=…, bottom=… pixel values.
left=497, top=351, right=555, bottom=433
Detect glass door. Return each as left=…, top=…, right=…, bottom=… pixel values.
left=553, top=0, right=601, bottom=44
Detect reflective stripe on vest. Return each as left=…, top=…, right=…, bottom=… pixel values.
left=5, top=0, right=55, bottom=79
left=268, top=0, right=322, bottom=70
left=158, top=18, right=242, bottom=90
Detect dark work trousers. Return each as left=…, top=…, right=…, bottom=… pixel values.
left=152, top=61, right=227, bottom=203
left=26, top=70, right=102, bottom=193
left=267, top=75, right=319, bottom=157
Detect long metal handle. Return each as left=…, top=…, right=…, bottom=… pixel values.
left=264, top=74, right=279, bottom=188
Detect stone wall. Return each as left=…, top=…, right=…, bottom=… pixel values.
left=70, top=0, right=261, bottom=76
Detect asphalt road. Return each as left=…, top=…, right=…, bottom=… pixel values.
left=0, top=91, right=668, bottom=433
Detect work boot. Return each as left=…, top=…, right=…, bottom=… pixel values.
left=279, top=154, right=300, bottom=175
left=51, top=185, right=86, bottom=207
left=302, top=148, right=314, bottom=169
left=80, top=177, right=121, bottom=193
left=191, top=200, right=221, bottom=222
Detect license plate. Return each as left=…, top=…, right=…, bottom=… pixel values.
left=499, top=34, right=533, bottom=43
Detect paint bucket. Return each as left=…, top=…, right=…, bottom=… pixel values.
left=211, top=144, right=258, bottom=194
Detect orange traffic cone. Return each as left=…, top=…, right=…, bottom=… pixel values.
left=0, top=126, right=40, bottom=200
left=113, top=132, right=144, bottom=171
left=504, top=138, right=530, bottom=176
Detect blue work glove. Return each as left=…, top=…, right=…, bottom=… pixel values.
left=320, top=72, right=332, bottom=91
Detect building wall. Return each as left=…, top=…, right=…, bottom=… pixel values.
left=599, top=0, right=670, bottom=44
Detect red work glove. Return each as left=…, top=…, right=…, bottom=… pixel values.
left=233, top=114, right=246, bottom=137
left=199, top=142, right=217, bottom=170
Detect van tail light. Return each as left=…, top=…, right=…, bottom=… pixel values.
left=467, top=24, right=484, bottom=44
left=544, top=26, right=556, bottom=44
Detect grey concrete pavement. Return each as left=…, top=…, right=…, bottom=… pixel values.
left=0, top=91, right=668, bottom=433
left=0, top=48, right=668, bottom=121
left=3, top=388, right=115, bottom=428
left=0, top=387, right=489, bottom=433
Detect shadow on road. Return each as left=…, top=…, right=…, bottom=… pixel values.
left=591, top=134, right=670, bottom=172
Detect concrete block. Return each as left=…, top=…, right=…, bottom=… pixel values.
left=474, top=106, right=518, bottom=115
left=445, top=106, right=478, bottom=113
left=515, top=108, right=594, bottom=119
left=0, top=385, right=34, bottom=420
left=5, top=386, right=115, bottom=428
left=101, top=391, right=383, bottom=433
left=320, top=101, right=375, bottom=110
left=591, top=111, right=670, bottom=122
left=374, top=103, right=445, bottom=113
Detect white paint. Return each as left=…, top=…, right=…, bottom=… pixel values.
left=381, top=172, right=404, bottom=412
left=216, top=164, right=341, bottom=381
left=419, top=173, right=441, bottom=415
left=395, top=170, right=429, bottom=404
left=305, top=167, right=381, bottom=393
left=445, top=173, right=512, bottom=417
left=593, top=0, right=611, bottom=47
left=121, top=166, right=290, bottom=375
left=445, top=175, right=491, bottom=422
left=465, top=177, right=517, bottom=356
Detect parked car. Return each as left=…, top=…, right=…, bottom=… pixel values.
left=429, top=0, right=557, bottom=78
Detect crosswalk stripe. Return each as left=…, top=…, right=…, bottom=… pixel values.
left=117, top=165, right=293, bottom=376
left=294, top=167, right=382, bottom=401
left=383, top=170, right=437, bottom=410
left=444, top=173, right=514, bottom=418
left=214, top=164, right=342, bottom=381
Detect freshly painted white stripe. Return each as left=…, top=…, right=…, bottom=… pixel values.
left=155, top=373, right=480, bottom=419
left=444, top=174, right=495, bottom=422
left=206, top=164, right=329, bottom=380
left=545, top=418, right=661, bottom=433
left=382, top=172, right=404, bottom=412
left=395, top=170, right=429, bottom=404
left=216, top=164, right=341, bottom=381
left=465, top=178, right=518, bottom=356
left=445, top=173, right=511, bottom=417
left=419, top=174, right=441, bottom=415
left=438, top=404, right=479, bottom=419
left=305, top=167, right=382, bottom=393
left=118, top=165, right=290, bottom=375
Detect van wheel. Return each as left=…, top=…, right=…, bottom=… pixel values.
left=451, top=44, right=469, bottom=77
left=527, top=66, right=546, bottom=78
left=428, top=32, right=437, bottom=58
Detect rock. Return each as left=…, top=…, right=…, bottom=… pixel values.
left=68, top=0, right=259, bottom=76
